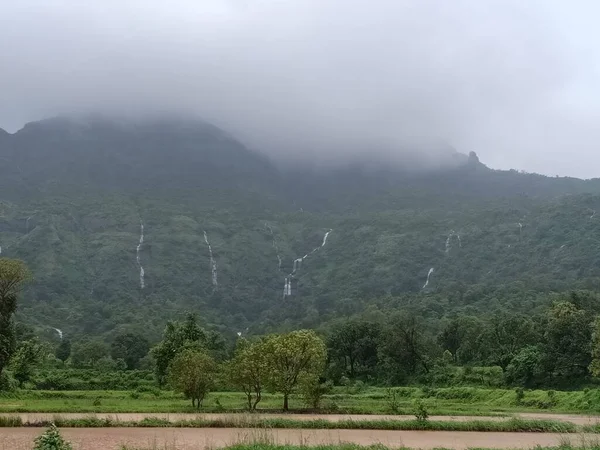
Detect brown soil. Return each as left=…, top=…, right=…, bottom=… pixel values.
left=0, top=427, right=593, bottom=450
left=3, top=412, right=600, bottom=425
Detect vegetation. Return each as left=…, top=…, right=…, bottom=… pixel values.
left=168, top=348, right=217, bottom=408
left=0, top=258, right=30, bottom=379
left=0, top=415, right=582, bottom=433
left=33, top=424, right=72, bottom=450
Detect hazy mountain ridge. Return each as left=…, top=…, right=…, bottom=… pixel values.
left=2, top=117, right=600, bottom=341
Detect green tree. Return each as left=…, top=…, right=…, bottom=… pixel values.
left=379, top=314, right=434, bottom=383
left=437, top=316, right=483, bottom=364
left=477, top=314, right=540, bottom=369
left=10, top=339, right=43, bottom=387
left=505, top=345, right=543, bottom=387
left=0, top=258, right=30, bottom=379
left=589, top=317, right=600, bottom=377
left=152, top=313, right=214, bottom=386
left=55, top=339, right=71, bottom=365
left=327, top=319, right=381, bottom=378
left=110, top=332, right=150, bottom=370
left=168, top=348, right=217, bottom=409
left=227, top=338, right=268, bottom=410
left=71, top=339, right=109, bottom=368
left=543, top=301, right=592, bottom=382
left=263, top=330, right=327, bottom=411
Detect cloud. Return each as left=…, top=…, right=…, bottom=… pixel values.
left=1, top=0, right=599, bottom=176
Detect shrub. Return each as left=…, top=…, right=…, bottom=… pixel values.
left=386, top=388, right=401, bottom=413
left=413, top=400, right=429, bottom=422
left=33, top=424, right=73, bottom=450
left=515, top=387, right=525, bottom=405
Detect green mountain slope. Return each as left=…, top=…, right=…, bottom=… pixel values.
left=2, top=116, right=600, bottom=341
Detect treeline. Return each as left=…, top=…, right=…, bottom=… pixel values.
left=325, top=290, right=600, bottom=389
left=4, top=257, right=600, bottom=397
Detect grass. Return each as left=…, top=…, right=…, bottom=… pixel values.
left=0, top=415, right=583, bottom=433
left=3, top=386, right=600, bottom=415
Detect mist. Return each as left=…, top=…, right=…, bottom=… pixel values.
left=2, top=0, right=600, bottom=177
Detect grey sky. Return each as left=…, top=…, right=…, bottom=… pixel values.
left=1, top=1, right=599, bottom=177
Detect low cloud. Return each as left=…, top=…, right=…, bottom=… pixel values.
left=1, top=1, right=600, bottom=176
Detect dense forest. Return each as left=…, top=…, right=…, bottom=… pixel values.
left=2, top=115, right=600, bottom=346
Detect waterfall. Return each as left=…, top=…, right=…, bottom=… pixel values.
left=25, top=216, right=33, bottom=233
left=422, top=267, right=434, bottom=289
left=322, top=229, right=332, bottom=247
left=591, top=210, right=596, bottom=219
left=52, top=328, right=63, bottom=340
left=136, top=222, right=145, bottom=289
left=265, top=223, right=283, bottom=271
left=283, top=229, right=333, bottom=298
left=203, top=231, right=218, bottom=287
left=445, top=230, right=462, bottom=254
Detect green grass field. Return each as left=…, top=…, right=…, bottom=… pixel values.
left=3, top=386, right=600, bottom=415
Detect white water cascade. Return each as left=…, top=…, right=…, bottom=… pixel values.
left=265, top=223, right=283, bottom=270
left=445, top=230, right=462, bottom=254
left=591, top=210, right=596, bottom=219
left=136, top=222, right=145, bottom=289
left=283, top=229, right=333, bottom=298
left=203, top=231, right=218, bottom=287
left=422, top=267, right=434, bottom=289
left=52, top=328, right=63, bottom=340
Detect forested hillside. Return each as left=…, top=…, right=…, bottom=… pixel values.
left=2, top=116, right=600, bottom=342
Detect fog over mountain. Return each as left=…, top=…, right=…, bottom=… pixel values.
left=2, top=0, right=600, bottom=177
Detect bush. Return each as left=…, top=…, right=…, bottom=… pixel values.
left=386, top=388, right=401, bottom=413
left=515, top=387, right=525, bottom=405
left=33, top=424, right=73, bottom=450
left=413, top=400, right=429, bottom=422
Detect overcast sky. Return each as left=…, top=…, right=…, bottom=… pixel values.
left=2, top=0, right=600, bottom=177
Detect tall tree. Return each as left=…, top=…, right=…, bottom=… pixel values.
left=11, top=339, right=43, bottom=387
left=543, top=301, right=592, bottom=381
left=71, top=339, right=109, bottom=368
left=110, top=332, right=150, bottom=370
left=227, top=338, right=268, bottom=410
left=477, top=314, right=540, bottom=369
left=0, top=259, right=30, bottom=379
left=55, top=339, right=71, bottom=365
left=151, top=313, right=209, bottom=386
left=379, top=314, right=434, bottom=383
left=437, top=316, right=483, bottom=364
left=589, top=317, right=600, bottom=377
left=263, top=330, right=327, bottom=411
left=168, top=348, right=217, bottom=409
left=327, top=319, right=381, bottom=378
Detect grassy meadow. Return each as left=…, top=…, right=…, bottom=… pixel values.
left=3, top=386, right=600, bottom=415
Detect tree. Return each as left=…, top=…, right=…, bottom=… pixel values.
left=227, top=338, right=268, bottom=410
left=168, top=348, right=217, bottom=409
left=0, top=259, right=30, bottom=379
left=543, top=301, right=592, bottom=382
left=11, top=339, right=43, bottom=387
left=589, top=317, right=600, bottom=377
left=71, top=339, right=109, bottom=368
left=152, top=313, right=214, bottom=386
left=327, top=319, right=381, bottom=378
left=263, top=330, right=327, bottom=411
left=437, top=316, right=483, bottom=364
left=55, top=339, right=71, bottom=365
left=379, top=314, right=434, bottom=383
left=505, top=345, right=543, bottom=387
left=477, top=314, right=540, bottom=369
left=110, top=332, right=150, bottom=370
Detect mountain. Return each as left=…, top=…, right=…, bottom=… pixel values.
left=2, top=116, right=600, bottom=342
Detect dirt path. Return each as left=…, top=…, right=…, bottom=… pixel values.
left=3, top=411, right=600, bottom=425
left=0, top=427, right=593, bottom=450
